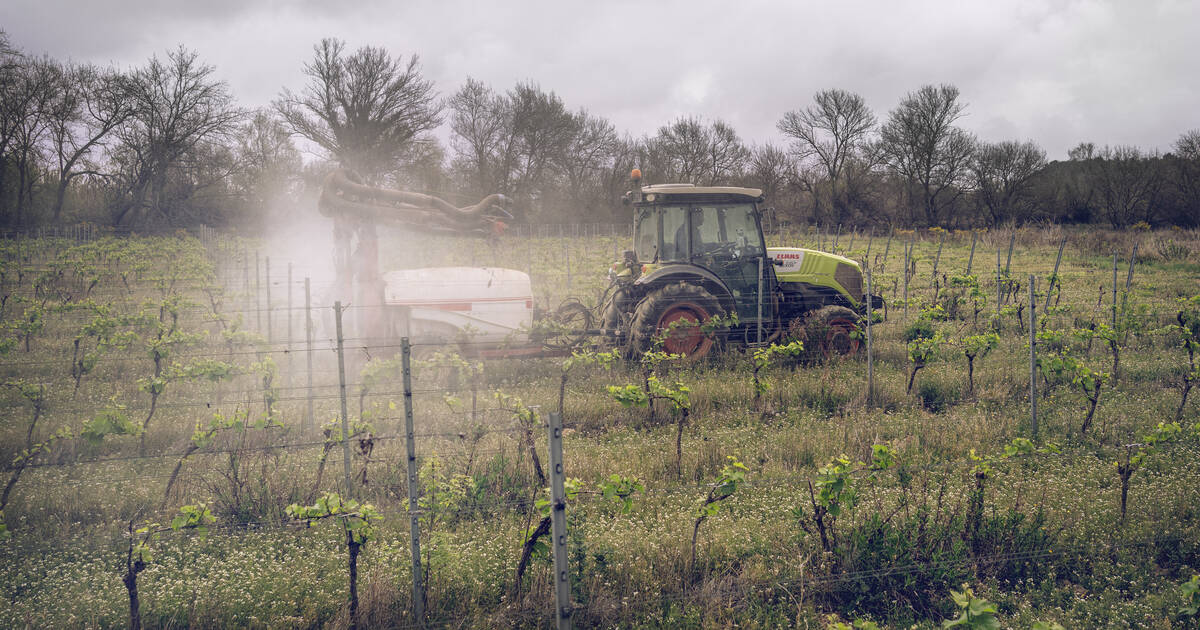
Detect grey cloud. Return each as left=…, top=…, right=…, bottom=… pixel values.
left=1, top=0, right=1196, bottom=160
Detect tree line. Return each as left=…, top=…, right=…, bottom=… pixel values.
left=2, top=34, right=1197, bottom=232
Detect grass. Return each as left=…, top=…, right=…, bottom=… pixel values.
left=0, top=225, right=1198, bottom=628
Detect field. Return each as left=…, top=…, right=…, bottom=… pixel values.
left=2, top=224, right=1200, bottom=629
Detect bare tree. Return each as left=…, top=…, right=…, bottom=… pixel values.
left=1175, top=131, right=1200, bottom=160
left=879, top=84, right=975, bottom=225
left=275, top=38, right=441, bottom=182
left=448, top=79, right=584, bottom=220
left=558, top=109, right=619, bottom=219
left=229, top=110, right=302, bottom=221
left=43, top=63, right=136, bottom=222
left=705, top=120, right=749, bottom=184
left=1068, top=142, right=1096, bottom=161
left=1167, top=130, right=1200, bottom=227
left=108, top=47, right=241, bottom=227
left=778, top=89, right=876, bottom=223
left=778, top=90, right=875, bottom=180
left=647, top=116, right=747, bottom=185
left=506, top=82, right=576, bottom=199
left=387, top=133, right=449, bottom=195
left=1086, top=145, right=1164, bottom=228
left=3, top=56, right=58, bottom=227
left=598, top=134, right=642, bottom=218
left=746, top=143, right=794, bottom=203
left=970, top=139, right=1047, bottom=225
left=0, top=31, right=25, bottom=224
left=448, top=77, right=509, bottom=198
left=648, top=117, right=707, bottom=183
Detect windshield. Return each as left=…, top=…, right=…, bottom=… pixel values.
left=692, top=204, right=763, bottom=257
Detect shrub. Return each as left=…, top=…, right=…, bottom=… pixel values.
left=918, top=379, right=959, bottom=413
left=828, top=510, right=970, bottom=623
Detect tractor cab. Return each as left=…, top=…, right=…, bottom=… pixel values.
left=629, top=183, right=777, bottom=325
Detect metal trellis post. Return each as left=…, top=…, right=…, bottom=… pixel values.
left=548, top=411, right=572, bottom=630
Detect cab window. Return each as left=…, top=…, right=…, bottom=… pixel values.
left=634, top=208, right=657, bottom=261
left=691, top=207, right=722, bottom=256
left=660, top=206, right=688, bottom=262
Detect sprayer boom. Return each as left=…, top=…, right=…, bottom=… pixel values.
left=319, top=168, right=511, bottom=236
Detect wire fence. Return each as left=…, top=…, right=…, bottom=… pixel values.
left=1, top=225, right=1197, bottom=627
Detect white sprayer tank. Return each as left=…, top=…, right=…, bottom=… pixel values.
left=382, top=267, right=533, bottom=347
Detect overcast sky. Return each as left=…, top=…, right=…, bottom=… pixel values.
left=3, top=0, right=1198, bottom=160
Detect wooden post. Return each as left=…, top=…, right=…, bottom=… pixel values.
left=1004, top=232, right=1016, bottom=276
left=866, top=270, right=874, bottom=406
left=930, top=231, right=944, bottom=288
left=305, top=277, right=314, bottom=434
left=334, top=302, right=353, bottom=498
left=254, top=252, right=261, bottom=333
left=265, top=257, right=273, bottom=344
left=903, top=241, right=910, bottom=322
left=401, top=338, right=426, bottom=625
left=242, top=249, right=249, bottom=306
left=883, top=229, right=893, bottom=265
left=1121, top=243, right=1138, bottom=344
left=1125, top=242, right=1138, bottom=291
left=1045, top=237, right=1066, bottom=312
left=1111, top=253, right=1118, bottom=329
left=1029, top=275, right=1038, bottom=439
left=287, top=263, right=293, bottom=389
left=966, top=231, right=977, bottom=275
left=996, top=247, right=1003, bottom=315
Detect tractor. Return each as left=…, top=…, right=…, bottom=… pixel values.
left=588, top=170, right=881, bottom=359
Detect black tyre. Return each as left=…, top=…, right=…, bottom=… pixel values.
left=544, top=299, right=594, bottom=350
left=806, top=305, right=862, bottom=358
left=629, top=283, right=726, bottom=359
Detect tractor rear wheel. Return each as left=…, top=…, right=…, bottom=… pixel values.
left=629, top=283, right=726, bottom=359
left=806, top=305, right=862, bottom=358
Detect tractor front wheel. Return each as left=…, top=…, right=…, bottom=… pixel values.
left=629, top=283, right=726, bottom=359
left=806, top=305, right=862, bottom=358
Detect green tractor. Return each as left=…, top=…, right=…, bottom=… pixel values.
left=592, top=171, right=881, bottom=359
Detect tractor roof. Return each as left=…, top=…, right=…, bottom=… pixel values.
left=638, top=183, right=763, bottom=202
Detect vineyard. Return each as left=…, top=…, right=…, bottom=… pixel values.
left=2, top=224, right=1200, bottom=629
